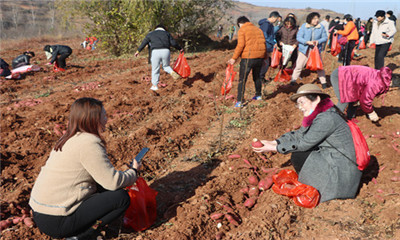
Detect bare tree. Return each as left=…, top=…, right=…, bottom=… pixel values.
left=0, top=1, right=4, bottom=39
left=11, top=3, right=20, bottom=30
left=30, top=0, right=37, bottom=28
left=49, top=0, right=56, bottom=30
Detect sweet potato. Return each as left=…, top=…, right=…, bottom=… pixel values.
left=210, top=212, right=224, bottom=220
left=224, top=213, right=239, bottom=226
left=0, top=219, right=12, bottom=231
left=240, top=187, right=249, bottom=194
left=23, top=217, right=34, bottom=228
left=252, top=138, right=263, bottom=148
left=390, top=176, right=400, bottom=182
left=228, top=154, right=241, bottom=159
left=258, top=176, right=273, bottom=191
left=248, top=175, right=259, bottom=186
left=248, top=186, right=259, bottom=197
left=244, top=197, right=256, bottom=208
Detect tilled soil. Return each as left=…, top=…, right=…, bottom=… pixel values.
left=1, top=37, right=399, bottom=240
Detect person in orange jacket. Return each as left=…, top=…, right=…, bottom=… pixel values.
left=227, top=16, right=267, bottom=108
left=335, top=14, right=359, bottom=66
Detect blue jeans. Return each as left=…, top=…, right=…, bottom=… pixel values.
left=151, top=48, right=173, bottom=86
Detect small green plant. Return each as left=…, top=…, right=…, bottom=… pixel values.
left=228, top=117, right=249, bottom=128
left=35, top=89, right=52, bottom=98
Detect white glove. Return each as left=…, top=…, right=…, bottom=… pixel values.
left=368, top=111, right=379, bottom=122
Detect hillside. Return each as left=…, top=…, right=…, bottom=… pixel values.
left=1, top=28, right=400, bottom=240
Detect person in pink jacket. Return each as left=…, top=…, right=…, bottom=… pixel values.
left=330, top=65, right=392, bottom=122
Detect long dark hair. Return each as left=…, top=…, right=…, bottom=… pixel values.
left=54, top=98, right=105, bottom=151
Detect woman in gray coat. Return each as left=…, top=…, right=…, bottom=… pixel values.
left=253, top=84, right=362, bottom=203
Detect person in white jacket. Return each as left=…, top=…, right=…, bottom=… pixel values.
left=369, top=10, right=397, bottom=69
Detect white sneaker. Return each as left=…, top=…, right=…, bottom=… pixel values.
left=150, top=85, right=159, bottom=91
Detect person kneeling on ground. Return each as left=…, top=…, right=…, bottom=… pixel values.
left=135, top=24, right=182, bottom=91
left=29, top=98, right=140, bottom=240
left=253, top=84, right=362, bottom=203
left=12, top=51, right=35, bottom=69
left=330, top=65, right=392, bottom=122
left=43, top=44, right=73, bottom=71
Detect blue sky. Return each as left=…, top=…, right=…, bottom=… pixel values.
left=239, top=0, right=400, bottom=20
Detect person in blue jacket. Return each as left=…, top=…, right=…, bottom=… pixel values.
left=258, top=11, right=281, bottom=81
left=291, top=12, right=328, bottom=89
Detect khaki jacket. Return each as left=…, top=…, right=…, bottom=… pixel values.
left=29, top=132, right=137, bottom=216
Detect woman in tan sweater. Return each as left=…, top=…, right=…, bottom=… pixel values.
left=29, top=98, right=140, bottom=240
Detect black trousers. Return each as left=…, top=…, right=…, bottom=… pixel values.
left=237, top=58, right=263, bottom=102
left=56, top=50, right=73, bottom=69
left=33, top=188, right=130, bottom=238
left=339, top=40, right=356, bottom=66
left=374, top=43, right=391, bottom=69
left=290, top=151, right=312, bottom=173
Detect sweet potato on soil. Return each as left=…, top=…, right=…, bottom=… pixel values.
left=258, top=176, right=273, bottom=191
left=210, top=212, right=224, bottom=220
left=252, top=138, right=263, bottom=148
left=0, top=219, right=12, bottom=231
left=248, top=186, right=260, bottom=197
left=244, top=197, right=257, bottom=208
left=224, top=213, right=239, bottom=226
left=228, top=154, right=241, bottom=159
left=248, top=175, right=259, bottom=186
left=23, top=217, right=34, bottom=228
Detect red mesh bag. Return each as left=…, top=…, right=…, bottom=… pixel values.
left=369, top=43, right=376, bottom=49
left=306, top=47, right=323, bottom=71
left=273, top=68, right=292, bottom=82
left=221, top=64, right=237, bottom=95
left=359, top=39, right=366, bottom=49
left=347, top=120, right=370, bottom=171
left=331, top=34, right=341, bottom=56
left=123, top=177, right=158, bottom=231
left=270, top=47, right=282, bottom=68
left=173, top=52, right=191, bottom=78
left=272, top=169, right=320, bottom=208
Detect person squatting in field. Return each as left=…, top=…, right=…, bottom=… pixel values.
left=135, top=24, right=182, bottom=91
left=253, top=84, right=362, bottom=203
left=335, top=14, right=359, bottom=66
left=0, top=58, right=11, bottom=77
left=291, top=12, right=328, bottom=89
left=29, top=98, right=141, bottom=240
left=369, top=10, right=397, bottom=69
left=227, top=16, right=267, bottom=108
left=330, top=65, right=392, bottom=122
left=12, top=51, right=35, bottom=69
left=43, top=45, right=73, bottom=71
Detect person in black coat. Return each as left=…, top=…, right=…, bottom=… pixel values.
left=43, top=45, right=73, bottom=70
left=0, top=58, right=12, bottom=77
left=12, top=51, right=35, bottom=69
left=135, top=24, right=182, bottom=91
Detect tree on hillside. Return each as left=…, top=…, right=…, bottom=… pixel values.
left=57, top=0, right=233, bottom=56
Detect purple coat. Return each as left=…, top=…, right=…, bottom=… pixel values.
left=338, top=65, right=392, bottom=113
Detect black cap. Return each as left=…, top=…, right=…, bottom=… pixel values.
left=343, top=14, right=352, bottom=19
left=375, top=10, right=386, bottom=17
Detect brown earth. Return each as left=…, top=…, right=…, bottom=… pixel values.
left=1, top=36, right=400, bottom=240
